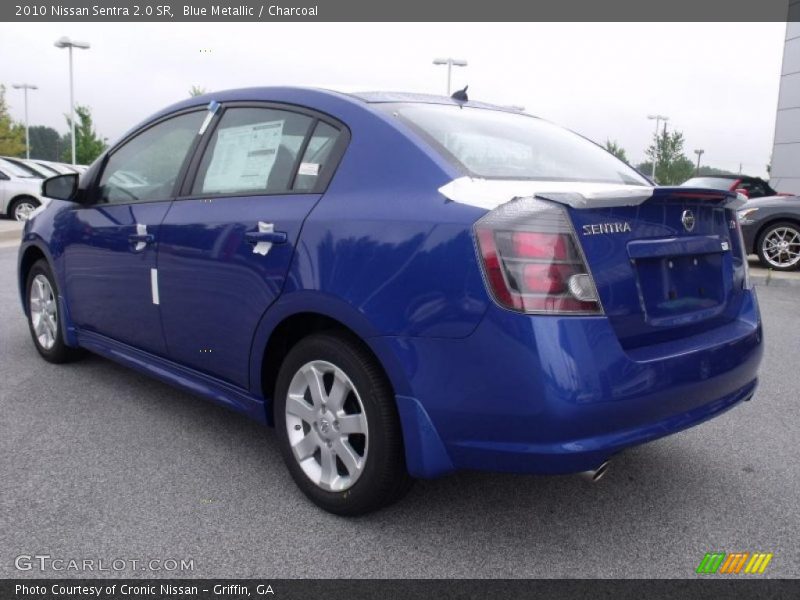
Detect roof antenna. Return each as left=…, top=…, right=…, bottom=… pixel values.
left=451, top=85, right=468, bottom=103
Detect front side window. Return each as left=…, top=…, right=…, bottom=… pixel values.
left=97, top=111, right=205, bottom=204
left=382, top=103, right=649, bottom=186
left=193, top=107, right=314, bottom=196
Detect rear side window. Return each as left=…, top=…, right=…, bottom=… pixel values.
left=98, top=111, right=205, bottom=204
left=293, top=121, right=342, bottom=192
left=193, top=107, right=314, bottom=196
left=382, top=103, right=649, bottom=186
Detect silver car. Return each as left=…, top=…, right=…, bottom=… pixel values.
left=0, top=158, right=43, bottom=221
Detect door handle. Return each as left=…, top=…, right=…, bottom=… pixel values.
left=130, top=224, right=154, bottom=251
left=128, top=233, right=155, bottom=244
left=245, top=230, right=288, bottom=245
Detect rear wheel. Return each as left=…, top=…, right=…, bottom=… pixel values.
left=757, top=221, right=800, bottom=271
left=274, top=332, right=412, bottom=515
left=10, top=196, right=40, bottom=221
left=26, top=259, right=82, bottom=363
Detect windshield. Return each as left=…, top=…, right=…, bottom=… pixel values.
left=381, top=103, right=649, bottom=186
left=682, top=177, right=735, bottom=190
left=0, top=158, right=36, bottom=178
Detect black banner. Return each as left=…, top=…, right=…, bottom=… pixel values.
left=1, top=0, right=798, bottom=22
left=3, top=580, right=800, bottom=600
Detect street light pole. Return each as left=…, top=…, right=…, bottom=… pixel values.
left=694, top=149, right=704, bottom=174
left=12, top=83, right=38, bottom=159
left=433, top=57, right=468, bottom=95
left=54, top=36, right=90, bottom=165
left=647, top=114, right=669, bottom=181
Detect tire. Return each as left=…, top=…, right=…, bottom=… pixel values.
left=25, top=259, right=82, bottom=363
left=9, top=196, right=40, bottom=222
left=274, top=332, right=413, bottom=515
left=756, top=221, right=800, bottom=271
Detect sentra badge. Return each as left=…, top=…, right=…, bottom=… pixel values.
left=582, top=222, right=632, bottom=235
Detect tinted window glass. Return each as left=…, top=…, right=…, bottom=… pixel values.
left=382, top=104, right=649, bottom=186
left=293, top=121, right=341, bottom=192
left=98, top=111, right=204, bottom=204
left=193, top=107, right=313, bottom=195
left=748, top=181, right=770, bottom=197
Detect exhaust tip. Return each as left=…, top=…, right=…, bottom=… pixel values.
left=579, top=460, right=610, bottom=483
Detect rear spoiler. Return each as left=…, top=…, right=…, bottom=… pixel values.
left=438, top=178, right=744, bottom=211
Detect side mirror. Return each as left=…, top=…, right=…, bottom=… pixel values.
left=734, top=188, right=749, bottom=199
left=42, top=173, right=79, bottom=201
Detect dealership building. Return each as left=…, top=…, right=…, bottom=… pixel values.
left=771, top=13, right=800, bottom=194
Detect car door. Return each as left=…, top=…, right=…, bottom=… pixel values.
left=157, top=104, right=347, bottom=387
left=61, top=109, right=207, bottom=355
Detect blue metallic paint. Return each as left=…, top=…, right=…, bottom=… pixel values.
left=18, top=87, right=763, bottom=480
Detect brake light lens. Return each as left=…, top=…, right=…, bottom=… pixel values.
left=474, top=197, right=602, bottom=314
left=731, top=208, right=752, bottom=290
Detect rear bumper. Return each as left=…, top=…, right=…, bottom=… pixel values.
left=381, top=289, right=763, bottom=478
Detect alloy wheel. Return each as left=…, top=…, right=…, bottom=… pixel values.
left=29, top=274, right=58, bottom=350
left=761, top=226, right=800, bottom=269
left=284, top=360, right=369, bottom=492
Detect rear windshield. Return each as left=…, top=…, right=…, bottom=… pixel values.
left=682, top=177, right=735, bottom=190
left=380, top=103, right=649, bottom=186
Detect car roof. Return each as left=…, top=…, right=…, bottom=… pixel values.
left=142, top=87, right=522, bottom=128
left=347, top=90, right=525, bottom=112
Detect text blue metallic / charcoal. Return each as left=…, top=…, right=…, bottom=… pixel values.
left=17, top=87, right=763, bottom=495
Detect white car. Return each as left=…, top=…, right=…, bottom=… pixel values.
left=0, top=158, right=43, bottom=221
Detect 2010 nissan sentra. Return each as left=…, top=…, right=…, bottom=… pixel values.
left=18, top=88, right=763, bottom=515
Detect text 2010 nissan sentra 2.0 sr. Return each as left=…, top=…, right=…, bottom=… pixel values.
left=18, top=88, right=763, bottom=515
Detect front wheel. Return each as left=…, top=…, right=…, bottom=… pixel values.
left=26, top=259, right=82, bottom=363
left=757, top=221, right=800, bottom=271
left=274, top=332, right=412, bottom=515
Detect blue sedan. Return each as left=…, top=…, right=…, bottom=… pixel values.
left=18, top=88, right=763, bottom=514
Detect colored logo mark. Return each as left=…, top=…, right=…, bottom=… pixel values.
left=696, top=552, right=773, bottom=574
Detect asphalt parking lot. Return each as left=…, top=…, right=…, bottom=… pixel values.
left=1, top=245, right=798, bottom=579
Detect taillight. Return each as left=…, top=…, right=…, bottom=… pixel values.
left=474, top=197, right=602, bottom=314
left=731, top=208, right=752, bottom=290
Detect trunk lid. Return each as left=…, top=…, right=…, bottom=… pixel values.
left=554, top=187, right=748, bottom=349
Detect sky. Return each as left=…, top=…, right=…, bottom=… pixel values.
left=0, top=22, right=787, bottom=176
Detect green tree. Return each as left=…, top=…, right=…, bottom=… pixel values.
left=28, top=125, right=62, bottom=161
left=189, top=85, right=207, bottom=97
left=645, top=126, right=695, bottom=185
left=604, top=139, right=628, bottom=163
left=61, top=105, right=107, bottom=164
left=0, top=85, right=26, bottom=156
